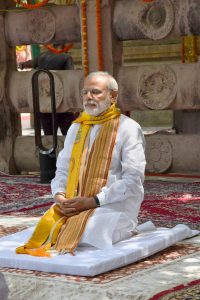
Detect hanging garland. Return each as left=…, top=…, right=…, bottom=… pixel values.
left=96, top=0, right=103, bottom=71
left=15, top=0, right=49, bottom=9
left=44, top=43, right=74, bottom=54
left=81, top=0, right=89, bottom=77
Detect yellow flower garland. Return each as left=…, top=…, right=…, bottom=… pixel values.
left=181, top=35, right=198, bottom=63
left=81, top=0, right=89, bottom=77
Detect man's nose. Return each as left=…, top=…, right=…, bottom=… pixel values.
left=86, top=90, right=93, bottom=98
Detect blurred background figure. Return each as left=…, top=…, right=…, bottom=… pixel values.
left=19, top=44, right=76, bottom=136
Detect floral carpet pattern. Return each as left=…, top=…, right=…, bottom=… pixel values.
left=149, top=279, right=200, bottom=300
left=0, top=174, right=199, bottom=299
left=0, top=174, right=199, bottom=229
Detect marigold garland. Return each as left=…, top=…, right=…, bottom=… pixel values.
left=81, top=0, right=89, bottom=77
left=15, top=0, right=49, bottom=9
left=181, top=35, right=198, bottom=63
left=44, top=43, right=74, bottom=54
left=96, top=0, right=103, bottom=71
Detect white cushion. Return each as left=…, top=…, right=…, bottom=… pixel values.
left=0, top=223, right=198, bottom=276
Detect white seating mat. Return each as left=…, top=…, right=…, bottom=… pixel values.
left=0, top=223, right=198, bottom=276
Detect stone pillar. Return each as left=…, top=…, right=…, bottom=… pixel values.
left=5, top=5, right=81, bottom=46
left=81, top=0, right=122, bottom=76
left=113, top=0, right=200, bottom=41
left=8, top=70, right=83, bottom=113
left=0, top=10, right=21, bottom=173
left=117, top=64, right=200, bottom=111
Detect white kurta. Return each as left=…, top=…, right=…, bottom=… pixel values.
left=51, top=114, right=146, bottom=249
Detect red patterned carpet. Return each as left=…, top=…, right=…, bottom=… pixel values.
left=149, top=279, right=200, bottom=300
left=0, top=174, right=199, bottom=229
left=0, top=174, right=199, bottom=299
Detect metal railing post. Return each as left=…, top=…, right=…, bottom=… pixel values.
left=32, top=70, right=57, bottom=183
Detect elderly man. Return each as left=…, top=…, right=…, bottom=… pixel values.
left=16, top=71, right=146, bottom=256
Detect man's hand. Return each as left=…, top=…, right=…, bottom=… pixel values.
left=54, top=193, right=77, bottom=217
left=54, top=194, right=97, bottom=217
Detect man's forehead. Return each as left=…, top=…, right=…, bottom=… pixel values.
left=84, top=76, right=107, bottom=88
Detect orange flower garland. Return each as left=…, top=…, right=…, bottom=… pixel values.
left=96, top=0, right=103, bottom=71
left=15, top=0, right=49, bottom=9
left=44, top=44, right=74, bottom=54
left=81, top=0, right=89, bottom=77
left=81, top=0, right=103, bottom=75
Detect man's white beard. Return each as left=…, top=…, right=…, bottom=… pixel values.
left=83, top=97, right=111, bottom=116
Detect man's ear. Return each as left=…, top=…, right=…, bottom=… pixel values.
left=111, top=90, right=118, bottom=103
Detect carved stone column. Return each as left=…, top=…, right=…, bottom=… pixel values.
left=81, top=0, right=122, bottom=76
left=145, top=134, right=200, bottom=173
left=0, top=13, right=21, bottom=173
left=5, top=5, right=81, bottom=46
left=117, top=64, right=200, bottom=111
left=8, top=70, right=83, bottom=113
left=14, top=136, right=65, bottom=172
left=14, top=134, right=200, bottom=174
left=113, top=0, right=200, bottom=41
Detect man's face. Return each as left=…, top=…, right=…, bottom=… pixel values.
left=82, top=76, right=113, bottom=116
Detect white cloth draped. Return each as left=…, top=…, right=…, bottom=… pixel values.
left=51, top=114, right=146, bottom=249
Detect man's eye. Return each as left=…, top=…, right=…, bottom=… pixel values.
left=92, top=89, right=101, bottom=95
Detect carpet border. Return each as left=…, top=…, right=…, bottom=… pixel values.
left=148, top=279, right=200, bottom=300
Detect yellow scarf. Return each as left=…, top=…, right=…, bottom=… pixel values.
left=66, top=103, right=121, bottom=198
left=16, top=104, right=120, bottom=256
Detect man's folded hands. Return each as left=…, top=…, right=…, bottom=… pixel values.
left=54, top=194, right=97, bottom=217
